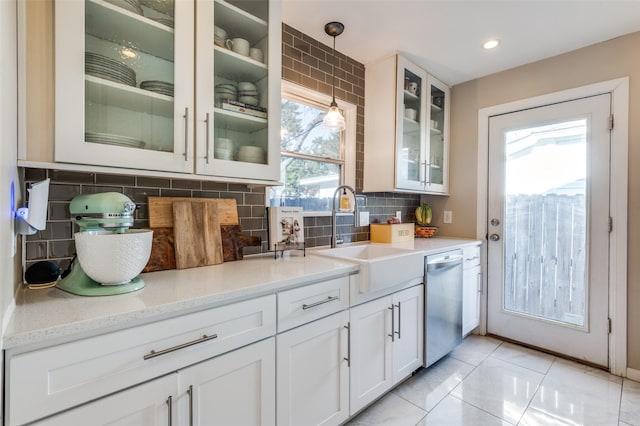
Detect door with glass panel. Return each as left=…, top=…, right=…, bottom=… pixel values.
left=55, top=0, right=194, bottom=173
left=487, top=94, right=611, bottom=367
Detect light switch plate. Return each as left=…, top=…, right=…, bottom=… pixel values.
left=443, top=210, right=453, bottom=223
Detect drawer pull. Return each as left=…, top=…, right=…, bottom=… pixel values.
left=166, top=395, right=173, bottom=426
left=144, top=334, right=218, bottom=360
left=187, top=385, right=194, bottom=426
left=302, top=295, right=339, bottom=310
left=465, top=255, right=480, bottom=261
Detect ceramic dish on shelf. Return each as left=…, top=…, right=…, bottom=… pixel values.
left=238, top=95, right=259, bottom=106
left=149, top=16, right=174, bottom=28
left=85, top=132, right=146, bottom=149
left=139, top=0, right=174, bottom=16
left=140, top=80, right=174, bottom=97
left=85, top=52, right=136, bottom=87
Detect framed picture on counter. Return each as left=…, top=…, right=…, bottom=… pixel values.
left=267, top=207, right=304, bottom=250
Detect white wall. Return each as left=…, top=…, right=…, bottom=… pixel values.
left=0, top=0, right=21, bottom=420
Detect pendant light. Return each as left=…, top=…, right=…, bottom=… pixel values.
left=323, top=21, right=346, bottom=132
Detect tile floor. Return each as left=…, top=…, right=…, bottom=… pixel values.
left=346, top=335, right=640, bottom=426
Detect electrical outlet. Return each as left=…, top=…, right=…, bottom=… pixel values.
left=396, top=211, right=402, bottom=221
left=359, top=211, right=370, bottom=227
left=443, top=210, right=453, bottom=224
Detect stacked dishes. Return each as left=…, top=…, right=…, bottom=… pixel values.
left=236, top=146, right=265, bottom=163
left=139, top=0, right=174, bottom=16
left=105, top=0, right=143, bottom=14
left=214, top=138, right=234, bottom=160
left=215, top=83, right=238, bottom=105
left=214, top=26, right=227, bottom=47
left=86, top=52, right=136, bottom=87
left=85, top=132, right=146, bottom=149
left=140, top=80, right=174, bottom=97
left=237, top=82, right=259, bottom=106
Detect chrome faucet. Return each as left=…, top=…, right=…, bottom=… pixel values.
left=331, top=185, right=359, bottom=248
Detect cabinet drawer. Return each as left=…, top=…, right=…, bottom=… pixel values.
left=277, top=276, right=349, bottom=332
left=463, top=245, right=481, bottom=268
left=6, top=295, right=276, bottom=426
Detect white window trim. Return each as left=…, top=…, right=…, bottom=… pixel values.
left=279, top=80, right=357, bottom=216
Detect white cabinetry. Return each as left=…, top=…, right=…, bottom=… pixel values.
left=349, top=284, right=423, bottom=414
left=178, top=338, right=275, bottom=425
left=363, top=54, right=450, bottom=194
left=35, top=374, right=179, bottom=426
left=276, top=277, right=350, bottom=426
left=5, top=295, right=276, bottom=426
left=462, top=244, right=482, bottom=336
left=53, top=0, right=280, bottom=183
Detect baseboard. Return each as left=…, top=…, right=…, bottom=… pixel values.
left=627, top=367, right=640, bottom=382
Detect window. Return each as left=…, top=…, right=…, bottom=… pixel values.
left=268, top=81, right=356, bottom=214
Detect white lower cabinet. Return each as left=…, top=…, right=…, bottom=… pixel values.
left=276, top=311, right=350, bottom=426
left=462, top=244, right=482, bottom=336
left=179, top=338, right=276, bottom=425
left=34, top=374, right=179, bottom=426
left=349, top=285, right=424, bottom=415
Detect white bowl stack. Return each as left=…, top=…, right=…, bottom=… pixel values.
left=215, top=137, right=234, bottom=160
left=237, top=82, right=259, bottom=106
left=236, top=145, right=265, bottom=163
left=215, top=83, right=237, bottom=105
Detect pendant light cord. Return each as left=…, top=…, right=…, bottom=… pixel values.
left=331, top=35, right=336, bottom=103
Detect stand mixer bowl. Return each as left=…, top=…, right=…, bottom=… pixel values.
left=74, top=229, right=153, bottom=285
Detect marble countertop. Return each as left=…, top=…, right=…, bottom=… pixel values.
left=3, top=237, right=481, bottom=352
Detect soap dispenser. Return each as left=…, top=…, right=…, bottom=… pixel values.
left=340, top=188, right=351, bottom=211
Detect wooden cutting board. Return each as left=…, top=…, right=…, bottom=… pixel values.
left=143, top=227, right=176, bottom=272
left=148, top=197, right=238, bottom=228
left=221, top=224, right=243, bottom=261
left=172, top=201, right=224, bottom=269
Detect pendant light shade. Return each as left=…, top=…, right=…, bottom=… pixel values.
left=323, top=22, right=346, bottom=132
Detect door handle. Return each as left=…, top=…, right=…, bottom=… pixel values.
left=344, top=322, right=351, bottom=367
left=187, top=385, right=193, bottom=426
left=166, top=395, right=172, bottom=426
left=388, top=305, right=395, bottom=342
left=394, top=302, right=401, bottom=339
left=489, top=233, right=500, bottom=241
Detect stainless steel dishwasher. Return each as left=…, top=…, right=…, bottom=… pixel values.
left=425, top=250, right=463, bottom=367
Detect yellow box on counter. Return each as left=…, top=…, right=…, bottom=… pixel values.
left=369, top=223, right=415, bottom=243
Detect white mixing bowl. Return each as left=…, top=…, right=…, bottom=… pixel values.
left=75, top=229, right=153, bottom=285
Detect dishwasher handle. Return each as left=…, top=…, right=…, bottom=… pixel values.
left=427, top=255, right=463, bottom=272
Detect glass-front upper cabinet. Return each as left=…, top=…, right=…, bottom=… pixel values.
left=395, top=55, right=428, bottom=192
left=425, top=74, right=450, bottom=194
left=195, top=0, right=281, bottom=182
left=55, top=0, right=195, bottom=173
left=363, top=53, right=449, bottom=195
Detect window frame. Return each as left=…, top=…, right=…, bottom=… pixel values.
left=273, top=80, right=357, bottom=216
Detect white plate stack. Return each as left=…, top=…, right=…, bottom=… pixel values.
left=85, top=132, right=146, bottom=149
left=237, top=82, right=259, bottom=106
left=214, top=138, right=234, bottom=160
left=104, top=0, right=143, bottom=15
left=236, top=146, right=265, bottom=163
left=86, top=52, right=137, bottom=87
left=140, top=80, right=174, bottom=97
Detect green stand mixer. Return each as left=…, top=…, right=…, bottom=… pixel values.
left=56, top=192, right=153, bottom=296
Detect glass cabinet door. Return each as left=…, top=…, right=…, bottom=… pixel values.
left=195, top=0, right=281, bottom=181
left=425, top=74, right=449, bottom=194
left=55, top=0, right=195, bottom=173
left=395, top=56, right=427, bottom=192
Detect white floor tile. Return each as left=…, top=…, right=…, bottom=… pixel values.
left=490, top=342, right=555, bottom=374
left=417, top=395, right=513, bottom=426
left=393, top=356, right=475, bottom=411
left=620, top=379, right=640, bottom=425
left=346, top=392, right=427, bottom=426
left=522, top=359, right=622, bottom=426
left=451, top=356, right=544, bottom=424
left=450, top=335, right=503, bottom=366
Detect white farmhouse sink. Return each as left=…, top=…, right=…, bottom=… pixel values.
left=311, top=244, right=424, bottom=293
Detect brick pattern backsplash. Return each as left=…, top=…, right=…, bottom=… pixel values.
left=22, top=25, right=422, bottom=273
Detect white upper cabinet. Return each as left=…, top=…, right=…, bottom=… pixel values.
left=364, top=54, right=450, bottom=195
left=53, top=0, right=281, bottom=183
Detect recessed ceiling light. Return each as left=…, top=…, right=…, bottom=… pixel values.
left=482, top=39, right=500, bottom=50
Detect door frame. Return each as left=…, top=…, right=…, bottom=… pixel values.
left=476, top=77, right=629, bottom=376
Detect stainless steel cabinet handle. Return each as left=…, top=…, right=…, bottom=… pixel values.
left=204, top=112, right=210, bottom=164
left=395, top=302, right=401, bottom=339
left=343, top=322, right=351, bottom=367
left=388, top=305, right=395, bottom=342
left=477, top=272, right=483, bottom=294
left=166, top=395, right=172, bottom=426
left=465, top=255, right=480, bottom=261
left=143, top=334, right=218, bottom=360
left=183, top=107, right=189, bottom=161
left=302, top=295, right=339, bottom=310
left=187, top=385, right=193, bottom=426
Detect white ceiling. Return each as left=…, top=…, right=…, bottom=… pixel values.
left=281, top=0, right=640, bottom=86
